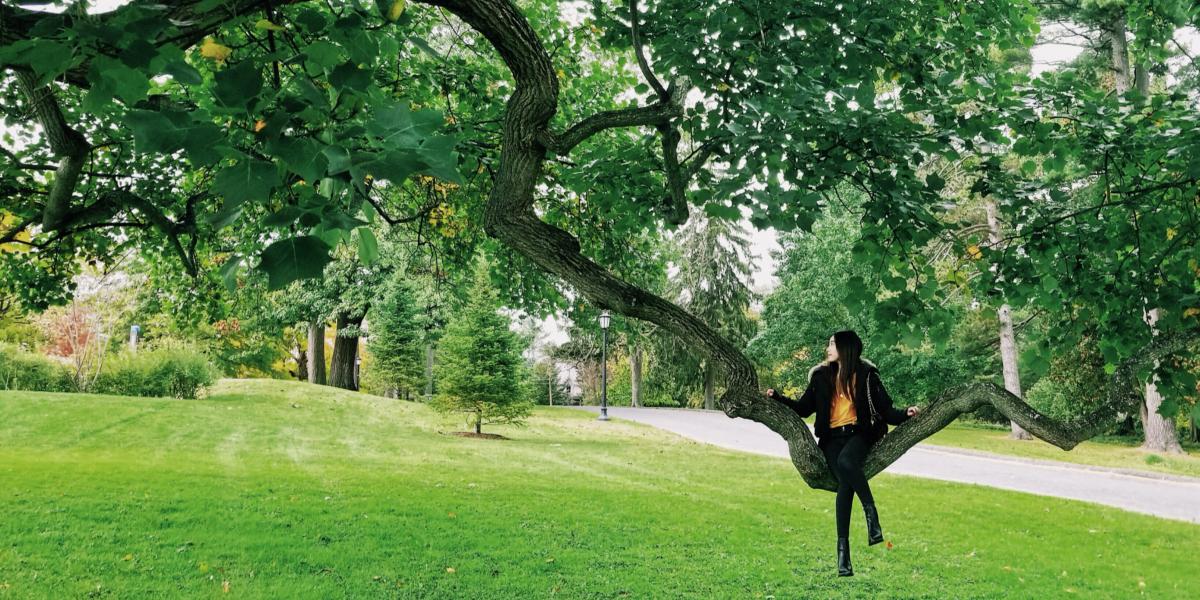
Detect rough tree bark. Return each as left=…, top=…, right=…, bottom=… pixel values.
left=703, top=361, right=716, bottom=410
left=1141, top=309, right=1184, bottom=453
left=329, top=314, right=363, bottom=391
left=424, top=341, right=435, bottom=401
left=307, top=321, right=326, bottom=385
left=630, top=346, right=643, bottom=407
left=295, top=343, right=308, bottom=382
left=985, top=200, right=1032, bottom=440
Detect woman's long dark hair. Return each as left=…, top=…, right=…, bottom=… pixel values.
left=831, top=330, right=864, bottom=401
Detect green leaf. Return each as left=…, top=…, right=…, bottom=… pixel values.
left=213, top=61, right=263, bottom=113
left=25, top=40, right=73, bottom=84
left=365, top=149, right=422, bottom=183
left=163, top=59, right=203, bottom=86
left=258, top=235, right=333, bottom=291
left=322, top=146, right=352, bottom=175
left=124, top=110, right=183, bottom=154
left=206, top=204, right=243, bottom=229
left=85, top=56, right=149, bottom=109
left=219, top=254, right=242, bottom=292
left=272, top=137, right=328, bottom=182
left=263, top=205, right=305, bottom=227
left=303, top=41, right=343, bottom=72
left=409, top=36, right=445, bottom=63
left=176, top=120, right=226, bottom=167
left=703, top=203, right=741, bottom=220
left=212, top=160, right=280, bottom=207
left=357, top=228, right=379, bottom=265
left=330, top=61, right=371, bottom=91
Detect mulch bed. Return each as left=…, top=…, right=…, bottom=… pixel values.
left=443, top=431, right=509, bottom=440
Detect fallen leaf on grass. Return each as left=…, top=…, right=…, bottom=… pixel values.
left=222, top=580, right=230, bottom=593
left=122, top=554, right=133, bottom=561
left=886, top=541, right=893, bottom=550
left=445, top=567, right=455, bottom=573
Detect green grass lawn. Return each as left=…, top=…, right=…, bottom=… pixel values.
left=921, top=421, right=1200, bottom=479
left=1, top=379, right=1195, bottom=598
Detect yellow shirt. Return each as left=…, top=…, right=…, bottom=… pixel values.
left=829, top=380, right=857, bottom=428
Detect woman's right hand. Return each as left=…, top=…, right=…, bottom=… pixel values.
left=765, top=388, right=778, bottom=399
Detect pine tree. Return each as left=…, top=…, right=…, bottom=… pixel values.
left=367, top=275, right=424, bottom=399
left=659, top=214, right=759, bottom=408
left=432, top=259, right=532, bottom=434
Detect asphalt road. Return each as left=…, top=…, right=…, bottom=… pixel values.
left=573, top=405, right=1200, bottom=524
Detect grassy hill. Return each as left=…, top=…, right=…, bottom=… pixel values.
left=0, top=379, right=1195, bottom=598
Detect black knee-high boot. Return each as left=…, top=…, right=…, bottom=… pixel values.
left=863, top=503, right=884, bottom=545
left=837, top=537, right=853, bottom=576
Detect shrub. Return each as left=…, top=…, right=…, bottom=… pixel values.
left=93, top=343, right=219, bottom=399
left=0, top=343, right=73, bottom=392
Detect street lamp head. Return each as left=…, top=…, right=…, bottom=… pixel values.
left=599, top=310, right=611, bottom=329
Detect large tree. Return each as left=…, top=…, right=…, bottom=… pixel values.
left=3, top=0, right=1198, bottom=493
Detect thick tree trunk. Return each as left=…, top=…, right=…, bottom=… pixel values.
left=329, top=314, right=363, bottom=391
left=1141, top=308, right=1184, bottom=453
left=307, top=321, right=326, bottom=385
left=424, top=342, right=435, bottom=401
left=703, top=362, right=717, bottom=410
left=1109, top=14, right=1132, bottom=95
left=630, top=346, right=643, bottom=407
left=295, top=344, right=308, bottom=382
left=986, top=200, right=1031, bottom=440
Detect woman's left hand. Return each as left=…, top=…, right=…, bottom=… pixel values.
left=906, top=406, right=921, bottom=417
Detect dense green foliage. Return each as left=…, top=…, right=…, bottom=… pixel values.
left=93, top=344, right=219, bottom=399
left=0, top=340, right=217, bottom=398
left=0, top=342, right=72, bottom=392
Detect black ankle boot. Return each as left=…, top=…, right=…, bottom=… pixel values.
left=863, top=503, right=884, bottom=546
left=837, top=537, right=853, bottom=576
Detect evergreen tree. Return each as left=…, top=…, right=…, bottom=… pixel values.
left=663, top=215, right=759, bottom=409
left=432, top=259, right=532, bottom=434
left=367, top=275, right=424, bottom=399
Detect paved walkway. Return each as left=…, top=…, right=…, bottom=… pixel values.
left=573, top=405, right=1200, bottom=524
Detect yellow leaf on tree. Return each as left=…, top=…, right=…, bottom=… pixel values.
left=1182, top=307, right=1200, bottom=318
left=1166, top=227, right=1176, bottom=240
left=200, top=37, right=232, bottom=64
left=716, top=82, right=731, bottom=92
left=254, top=119, right=267, bottom=132
left=387, top=0, right=407, bottom=22
left=0, top=211, right=31, bottom=253
left=254, top=18, right=285, bottom=32
left=966, top=244, right=982, bottom=260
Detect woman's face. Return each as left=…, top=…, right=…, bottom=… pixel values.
left=826, top=336, right=838, bottom=362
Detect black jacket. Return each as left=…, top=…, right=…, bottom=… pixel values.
left=771, top=358, right=909, bottom=446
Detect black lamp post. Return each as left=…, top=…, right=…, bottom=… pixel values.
left=598, top=309, right=611, bottom=421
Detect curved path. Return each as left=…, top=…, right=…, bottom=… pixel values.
left=573, top=406, right=1200, bottom=524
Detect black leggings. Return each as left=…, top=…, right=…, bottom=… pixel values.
left=821, top=433, right=875, bottom=539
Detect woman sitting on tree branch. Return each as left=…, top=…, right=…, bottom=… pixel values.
left=766, top=330, right=920, bottom=577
